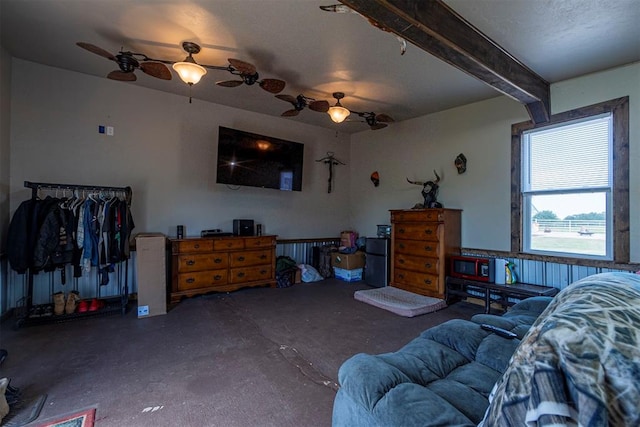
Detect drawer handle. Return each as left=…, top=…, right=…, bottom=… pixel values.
left=425, top=246, right=432, bottom=251
left=260, top=269, right=267, bottom=274
left=424, top=229, right=432, bottom=235
left=186, top=278, right=195, bottom=284
left=398, top=228, right=405, bottom=234
left=398, top=273, right=405, bottom=279
left=214, top=275, right=222, bottom=280
left=238, top=256, right=245, bottom=262
left=399, top=259, right=405, bottom=264
left=194, top=244, right=200, bottom=249
left=238, top=272, right=245, bottom=278
left=424, top=279, right=432, bottom=285
left=186, top=260, right=195, bottom=266
left=424, top=263, right=432, bottom=269
left=260, top=254, right=267, bottom=260
left=214, top=258, right=222, bottom=263
left=399, top=243, right=405, bottom=249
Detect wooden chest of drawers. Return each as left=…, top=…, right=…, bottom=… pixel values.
left=390, top=209, right=461, bottom=299
left=169, top=235, right=276, bottom=303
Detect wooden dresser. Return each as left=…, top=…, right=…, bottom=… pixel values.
left=169, top=235, right=276, bottom=303
left=390, top=209, right=461, bottom=299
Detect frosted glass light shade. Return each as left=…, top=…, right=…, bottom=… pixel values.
left=172, top=62, right=207, bottom=85
left=328, top=105, right=350, bottom=123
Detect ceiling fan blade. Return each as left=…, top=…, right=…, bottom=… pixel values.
left=371, top=123, right=388, bottom=130
left=228, top=58, right=257, bottom=75
left=281, top=109, right=300, bottom=117
left=309, top=100, right=330, bottom=112
left=107, top=70, right=137, bottom=81
left=216, top=80, right=244, bottom=88
left=276, top=94, right=297, bottom=104
left=140, top=62, right=172, bottom=80
left=77, top=42, right=115, bottom=60
left=375, top=113, right=394, bottom=123
left=259, top=79, right=286, bottom=94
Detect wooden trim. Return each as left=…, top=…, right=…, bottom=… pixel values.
left=339, top=0, right=550, bottom=123
left=461, top=247, right=639, bottom=272
left=510, top=97, right=630, bottom=263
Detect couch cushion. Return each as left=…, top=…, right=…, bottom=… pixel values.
left=333, top=296, right=553, bottom=427
left=471, top=296, right=554, bottom=339
left=336, top=319, right=525, bottom=426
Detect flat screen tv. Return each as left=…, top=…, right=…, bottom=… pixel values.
left=216, top=126, right=304, bottom=191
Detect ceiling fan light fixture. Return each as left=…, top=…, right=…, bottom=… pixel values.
left=173, top=41, right=207, bottom=85
left=328, top=92, right=350, bottom=123
left=172, top=60, right=207, bottom=85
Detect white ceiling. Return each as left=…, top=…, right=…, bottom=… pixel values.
left=2, top=0, right=639, bottom=133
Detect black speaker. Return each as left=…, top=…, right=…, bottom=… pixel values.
left=233, top=219, right=254, bottom=236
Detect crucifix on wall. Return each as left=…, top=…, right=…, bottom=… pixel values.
left=316, top=151, right=345, bottom=193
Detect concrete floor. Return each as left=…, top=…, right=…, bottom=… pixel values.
left=1, top=279, right=481, bottom=427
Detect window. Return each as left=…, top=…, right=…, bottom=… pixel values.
left=511, top=97, right=629, bottom=263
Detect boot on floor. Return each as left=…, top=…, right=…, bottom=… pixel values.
left=65, top=291, right=80, bottom=315
left=53, top=291, right=65, bottom=315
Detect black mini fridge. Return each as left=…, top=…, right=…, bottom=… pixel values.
left=364, top=237, right=390, bottom=287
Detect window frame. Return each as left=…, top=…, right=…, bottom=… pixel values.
left=511, top=97, right=629, bottom=264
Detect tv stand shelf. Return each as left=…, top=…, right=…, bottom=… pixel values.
left=446, top=276, right=559, bottom=313
left=169, top=235, right=277, bottom=303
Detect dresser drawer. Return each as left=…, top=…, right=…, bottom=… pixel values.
left=178, top=269, right=228, bottom=290
left=175, top=239, right=214, bottom=253
left=229, top=265, right=272, bottom=283
left=229, top=249, right=272, bottom=267
left=245, top=236, right=276, bottom=248
left=394, top=253, right=439, bottom=274
left=391, top=210, right=444, bottom=223
left=394, top=223, right=441, bottom=242
left=213, top=239, right=245, bottom=251
left=394, top=239, right=440, bottom=257
left=177, top=253, right=228, bottom=273
left=393, top=268, right=439, bottom=293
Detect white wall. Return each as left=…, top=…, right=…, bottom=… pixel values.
left=1, top=47, right=12, bottom=314
left=350, top=62, right=640, bottom=262
left=9, top=59, right=352, bottom=239
left=1, top=47, right=11, bottom=251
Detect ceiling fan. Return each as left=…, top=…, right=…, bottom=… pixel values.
left=326, top=92, right=394, bottom=130
left=352, top=111, right=395, bottom=130
left=76, top=41, right=286, bottom=94
left=275, top=94, right=330, bottom=117
left=76, top=42, right=172, bottom=81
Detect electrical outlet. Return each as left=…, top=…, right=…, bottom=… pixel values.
left=138, top=305, right=149, bottom=316
left=106, top=126, right=114, bottom=136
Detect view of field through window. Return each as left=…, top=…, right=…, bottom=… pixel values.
left=530, top=193, right=606, bottom=256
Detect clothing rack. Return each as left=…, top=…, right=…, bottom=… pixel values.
left=14, top=180, right=133, bottom=328
left=24, top=180, right=131, bottom=200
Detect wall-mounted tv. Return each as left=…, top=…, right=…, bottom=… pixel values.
left=216, top=126, right=304, bottom=191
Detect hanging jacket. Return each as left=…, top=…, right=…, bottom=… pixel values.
left=7, top=199, right=37, bottom=274
left=32, top=202, right=75, bottom=270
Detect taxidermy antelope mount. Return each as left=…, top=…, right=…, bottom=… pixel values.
left=407, top=170, right=442, bottom=208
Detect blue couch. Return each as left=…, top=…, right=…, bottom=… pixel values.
left=332, top=296, right=552, bottom=426
left=333, top=272, right=640, bottom=427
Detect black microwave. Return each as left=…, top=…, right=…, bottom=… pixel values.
left=450, top=256, right=495, bottom=282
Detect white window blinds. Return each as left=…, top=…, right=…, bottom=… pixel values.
left=524, top=115, right=611, bottom=191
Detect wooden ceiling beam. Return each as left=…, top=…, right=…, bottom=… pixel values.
left=339, top=0, right=550, bottom=124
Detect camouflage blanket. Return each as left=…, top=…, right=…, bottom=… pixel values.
left=480, top=272, right=640, bottom=427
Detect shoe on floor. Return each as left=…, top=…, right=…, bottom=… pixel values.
left=53, top=291, right=65, bottom=315
left=77, top=300, right=89, bottom=313
left=65, top=290, right=80, bottom=315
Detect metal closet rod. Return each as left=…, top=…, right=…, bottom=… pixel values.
left=24, top=180, right=131, bottom=198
